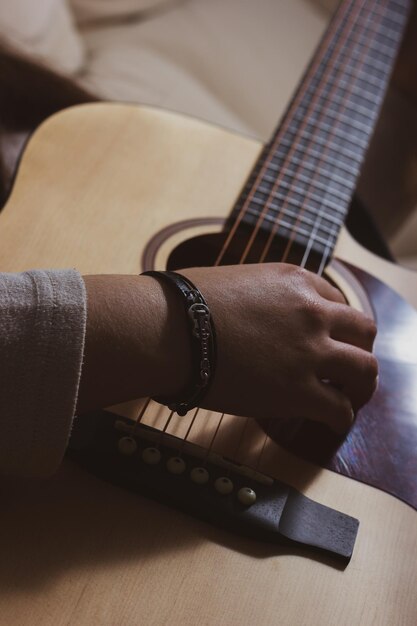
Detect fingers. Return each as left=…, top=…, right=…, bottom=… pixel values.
left=300, top=380, right=354, bottom=434
left=306, top=272, right=346, bottom=304
left=329, top=304, right=377, bottom=351
left=318, top=341, right=379, bottom=410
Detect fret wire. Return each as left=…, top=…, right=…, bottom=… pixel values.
left=272, top=148, right=358, bottom=175
left=282, top=126, right=368, bottom=153
left=213, top=0, right=358, bottom=266
left=258, top=174, right=350, bottom=210
left=306, top=57, right=392, bottom=86
left=268, top=152, right=359, bottom=184
left=307, top=77, right=382, bottom=111
left=328, top=4, right=404, bottom=44
left=306, top=45, right=393, bottom=93
left=288, top=119, right=369, bottom=149
left=235, top=0, right=378, bottom=266
left=314, top=101, right=377, bottom=125
left=260, top=0, right=387, bottom=265
left=305, top=48, right=393, bottom=92
left=298, top=0, right=386, bottom=269
left=263, top=173, right=352, bottom=207
left=384, top=1, right=409, bottom=21
left=305, top=74, right=383, bottom=104
left=292, top=3, right=402, bottom=111
left=336, top=47, right=395, bottom=74
left=358, top=28, right=402, bottom=51
left=230, top=0, right=409, bottom=271
left=261, top=164, right=353, bottom=201
left=245, top=193, right=345, bottom=221
left=375, top=23, right=404, bottom=42
left=306, top=70, right=385, bottom=103
left=268, top=167, right=357, bottom=200
left=231, top=0, right=406, bottom=270
left=251, top=191, right=345, bottom=226
left=275, top=135, right=360, bottom=163
left=249, top=164, right=353, bottom=212
left=315, top=86, right=383, bottom=111
left=334, top=43, right=396, bottom=75
left=292, top=106, right=377, bottom=134
left=246, top=199, right=343, bottom=236
left=243, top=208, right=338, bottom=248
left=378, top=17, right=406, bottom=35
left=327, top=64, right=390, bottom=90
left=308, top=71, right=383, bottom=97
left=270, top=147, right=359, bottom=177
left=249, top=193, right=345, bottom=226
left=285, top=117, right=371, bottom=149
left=331, top=56, right=387, bottom=89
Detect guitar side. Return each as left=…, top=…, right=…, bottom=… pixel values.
left=0, top=103, right=416, bottom=626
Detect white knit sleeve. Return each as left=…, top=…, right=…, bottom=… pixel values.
left=0, top=269, right=86, bottom=476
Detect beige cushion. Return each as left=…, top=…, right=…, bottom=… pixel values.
left=70, top=0, right=169, bottom=24
left=76, top=0, right=330, bottom=140
left=0, top=0, right=85, bottom=74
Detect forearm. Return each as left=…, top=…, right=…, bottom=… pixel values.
left=76, top=275, right=191, bottom=413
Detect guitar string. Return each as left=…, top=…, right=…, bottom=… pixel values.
left=270, top=0, right=408, bottom=275
left=215, top=0, right=401, bottom=474
left=142, top=0, right=355, bottom=454
left=129, top=0, right=392, bottom=471
left=203, top=0, right=374, bottom=468
left=212, top=0, right=355, bottom=269
left=178, top=0, right=383, bottom=465
left=251, top=0, right=392, bottom=473
left=144, top=1, right=403, bottom=470
left=305, top=6, right=407, bottom=276
left=260, top=0, right=393, bottom=269
left=249, top=0, right=373, bottom=269
left=179, top=2, right=354, bottom=462
left=138, top=0, right=379, bottom=457
left=233, top=0, right=366, bottom=266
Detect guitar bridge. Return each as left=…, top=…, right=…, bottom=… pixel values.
left=68, top=410, right=359, bottom=565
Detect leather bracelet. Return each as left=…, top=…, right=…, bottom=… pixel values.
left=142, top=270, right=216, bottom=416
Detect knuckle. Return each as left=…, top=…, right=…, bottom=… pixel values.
left=296, top=267, right=309, bottom=280
left=294, top=266, right=313, bottom=287
left=338, top=396, right=354, bottom=421
left=363, top=353, right=379, bottom=380
left=303, top=297, right=326, bottom=326
left=363, top=317, right=377, bottom=342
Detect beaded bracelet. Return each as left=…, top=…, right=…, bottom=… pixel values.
left=142, top=270, right=216, bottom=416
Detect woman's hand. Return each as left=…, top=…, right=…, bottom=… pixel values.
left=78, top=263, right=378, bottom=435
left=182, top=264, right=378, bottom=433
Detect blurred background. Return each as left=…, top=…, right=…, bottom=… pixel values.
left=0, top=0, right=416, bottom=268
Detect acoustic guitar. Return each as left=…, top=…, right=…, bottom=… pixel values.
left=0, top=0, right=416, bottom=624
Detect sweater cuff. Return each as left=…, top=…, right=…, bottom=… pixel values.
left=0, top=269, right=86, bottom=476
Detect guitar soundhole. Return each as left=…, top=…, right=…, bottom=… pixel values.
left=166, top=228, right=322, bottom=273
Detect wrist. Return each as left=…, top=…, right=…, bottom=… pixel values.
left=77, top=274, right=192, bottom=413
left=142, top=270, right=216, bottom=415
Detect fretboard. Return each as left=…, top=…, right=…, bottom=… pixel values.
left=226, top=0, right=411, bottom=271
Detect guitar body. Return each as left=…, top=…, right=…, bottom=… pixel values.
left=0, top=104, right=417, bottom=625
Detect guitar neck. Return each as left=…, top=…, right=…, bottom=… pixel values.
left=227, top=0, right=411, bottom=272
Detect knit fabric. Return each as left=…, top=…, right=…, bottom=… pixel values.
left=0, top=269, right=86, bottom=476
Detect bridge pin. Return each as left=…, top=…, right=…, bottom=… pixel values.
left=214, top=477, right=233, bottom=495
left=237, top=487, right=257, bottom=506
left=167, top=456, right=186, bottom=475
left=142, top=447, right=161, bottom=465
left=117, top=436, right=137, bottom=456
left=190, top=467, right=209, bottom=485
